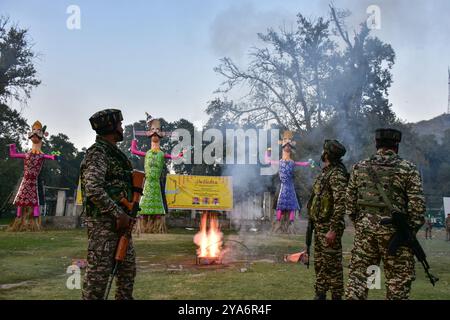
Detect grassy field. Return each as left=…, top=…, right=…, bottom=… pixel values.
left=0, top=223, right=449, bottom=300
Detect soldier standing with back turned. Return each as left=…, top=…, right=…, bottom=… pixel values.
left=307, top=140, right=348, bottom=300
left=80, top=109, right=136, bottom=300
left=345, top=128, right=426, bottom=300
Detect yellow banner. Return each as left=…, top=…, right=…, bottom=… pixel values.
left=76, top=178, right=83, bottom=205
left=165, top=175, right=233, bottom=211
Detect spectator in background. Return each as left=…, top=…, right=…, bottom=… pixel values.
left=425, top=217, right=433, bottom=240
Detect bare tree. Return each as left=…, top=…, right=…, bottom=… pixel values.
left=212, top=7, right=396, bottom=132
left=214, top=14, right=336, bottom=132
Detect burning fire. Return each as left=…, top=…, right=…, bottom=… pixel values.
left=194, top=212, right=223, bottom=259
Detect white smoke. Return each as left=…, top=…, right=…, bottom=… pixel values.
left=209, top=2, right=295, bottom=61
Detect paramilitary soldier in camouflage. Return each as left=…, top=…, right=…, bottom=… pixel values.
left=345, top=128, right=426, bottom=300
left=307, top=140, right=349, bottom=300
left=80, top=109, right=136, bottom=300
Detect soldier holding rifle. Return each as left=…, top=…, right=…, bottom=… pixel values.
left=80, top=109, right=137, bottom=300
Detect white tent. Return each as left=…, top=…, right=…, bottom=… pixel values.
left=444, top=197, right=450, bottom=215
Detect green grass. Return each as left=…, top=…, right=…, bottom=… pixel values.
left=0, top=227, right=449, bottom=300
left=0, top=216, right=14, bottom=226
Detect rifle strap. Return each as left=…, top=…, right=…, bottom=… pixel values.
left=366, top=165, right=394, bottom=212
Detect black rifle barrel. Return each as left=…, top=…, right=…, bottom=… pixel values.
left=104, top=261, right=119, bottom=300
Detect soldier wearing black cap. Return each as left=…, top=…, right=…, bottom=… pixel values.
left=89, top=109, right=124, bottom=138
left=80, top=109, right=136, bottom=300
left=307, top=139, right=349, bottom=300
left=345, top=128, right=426, bottom=300
left=375, top=128, right=402, bottom=152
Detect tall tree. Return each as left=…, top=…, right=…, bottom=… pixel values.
left=328, top=5, right=396, bottom=124
left=214, top=14, right=335, bottom=132
left=212, top=7, right=396, bottom=135
left=0, top=16, right=41, bottom=103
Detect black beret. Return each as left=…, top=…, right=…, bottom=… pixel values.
left=89, top=109, right=123, bottom=134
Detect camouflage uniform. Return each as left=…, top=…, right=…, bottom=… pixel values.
left=307, top=140, right=348, bottom=300
left=81, top=110, right=136, bottom=300
left=345, top=131, right=425, bottom=300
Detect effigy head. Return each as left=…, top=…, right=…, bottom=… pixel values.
left=279, top=130, right=296, bottom=152
left=28, top=121, right=48, bottom=141
left=146, top=113, right=163, bottom=140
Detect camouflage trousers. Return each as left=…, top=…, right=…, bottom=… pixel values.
left=345, top=221, right=415, bottom=300
left=82, top=217, right=136, bottom=300
left=313, top=223, right=344, bottom=299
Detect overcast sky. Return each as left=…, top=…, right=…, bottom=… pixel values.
left=2, top=0, right=449, bottom=149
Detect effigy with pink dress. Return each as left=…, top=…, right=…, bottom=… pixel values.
left=8, top=121, right=59, bottom=231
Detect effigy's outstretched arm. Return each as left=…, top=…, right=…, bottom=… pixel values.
left=164, top=148, right=185, bottom=160
left=265, top=149, right=279, bottom=165
left=131, top=139, right=146, bottom=157
left=295, top=161, right=310, bottom=167
left=164, top=153, right=183, bottom=160
left=295, top=159, right=316, bottom=168
left=43, top=153, right=58, bottom=160
left=9, top=144, right=26, bottom=159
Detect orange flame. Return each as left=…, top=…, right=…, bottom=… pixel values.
left=194, top=213, right=223, bottom=258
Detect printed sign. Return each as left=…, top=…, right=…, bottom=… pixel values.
left=165, top=175, right=233, bottom=211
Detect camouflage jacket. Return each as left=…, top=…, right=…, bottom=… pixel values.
left=80, top=136, right=133, bottom=219
left=307, top=163, right=349, bottom=235
left=346, top=149, right=425, bottom=232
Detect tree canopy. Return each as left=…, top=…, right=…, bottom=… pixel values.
left=0, top=16, right=41, bottom=103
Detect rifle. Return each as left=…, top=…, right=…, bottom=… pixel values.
left=104, top=170, right=145, bottom=300
left=380, top=212, right=439, bottom=286
left=305, top=219, right=314, bottom=268
left=366, top=165, right=438, bottom=286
